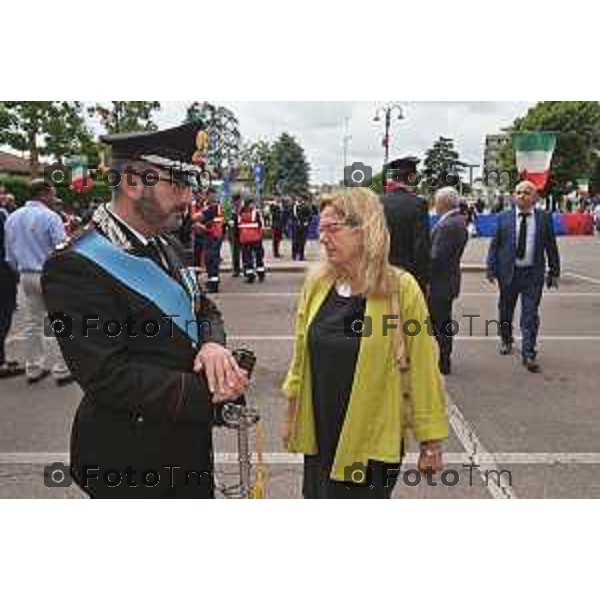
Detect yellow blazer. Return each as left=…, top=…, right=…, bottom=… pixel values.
left=282, top=268, right=449, bottom=482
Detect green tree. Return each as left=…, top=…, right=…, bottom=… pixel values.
left=45, top=102, right=98, bottom=164
left=185, top=101, right=241, bottom=176
left=89, top=101, right=161, bottom=134
left=271, top=133, right=311, bottom=198
left=240, top=140, right=277, bottom=195
left=0, top=101, right=93, bottom=170
left=499, top=101, right=600, bottom=196
left=422, top=136, right=466, bottom=194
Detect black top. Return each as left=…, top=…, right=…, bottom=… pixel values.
left=0, top=211, right=18, bottom=290
left=381, top=187, right=431, bottom=292
left=308, top=286, right=366, bottom=467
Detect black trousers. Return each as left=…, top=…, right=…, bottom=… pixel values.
left=303, top=458, right=401, bottom=499
left=0, top=289, right=17, bottom=365
left=429, top=293, right=454, bottom=363
left=292, top=226, right=308, bottom=260
left=303, top=442, right=405, bottom=499
left=272, top=227, right=283, bottom=257
left=229, top=232, right=241, bottom=275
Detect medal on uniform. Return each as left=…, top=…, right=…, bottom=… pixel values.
left=179, top=267, right=202, bottom=314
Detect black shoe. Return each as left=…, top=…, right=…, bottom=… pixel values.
left=206, top=282, right=219, bottom=294
left=0, top=362, right=26, bottom=379
left=232, top=271, right=241, bottom=278
left=245, top=274, right=256, bottom=284
left=523, top=356, right=542, bottom=373
left=27, top=369, right=51, bottom=385
left=499, top=341, right=513, bottom=356
left=55, top=375, right=76, bottom=387
left=257, top=273, right=265, bottom=283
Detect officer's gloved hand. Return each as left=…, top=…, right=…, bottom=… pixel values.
left=212, top=395, right=246, bottom=427
left=546, top=274, right=559, bottom=290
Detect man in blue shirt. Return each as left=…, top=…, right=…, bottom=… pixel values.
left=4, top=180, right=72, bottom=385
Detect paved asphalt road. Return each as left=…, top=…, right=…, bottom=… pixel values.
left=1, top=236, right=600, bottom=498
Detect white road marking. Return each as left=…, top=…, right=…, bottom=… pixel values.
left=565, top=271, right=600, bottom=286
left=446, top=395, right=516, bottom=499
left=3, top=451, right=600, bottom=466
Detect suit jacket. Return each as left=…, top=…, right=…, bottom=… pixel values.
left=42, top=223, right=226, bottom=498
left=0, top=210, right=18, bottom=301
left=430, top=210, right=468, bottom=300
left=486, top=208, right=561, bottom=287
left=381, top=188, right=431, bottom=291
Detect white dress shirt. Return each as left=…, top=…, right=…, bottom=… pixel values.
left=515, top=208, right=536, bottom=268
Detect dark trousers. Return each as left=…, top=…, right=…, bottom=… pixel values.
left=241, top=242, right=265, bottom=278
left=429, top=293, right=454, bottom=364
left=205, top=237, right=223, bottom=283
left=303, top=442, right=405, bottom=499
left=272, top=227, right=283, bottom=257
left=499, top=267, right=544, bottom=358
left=292, top=226, right=307, bottom=260
left=229, top=230, right=241, bottom=275
left=0, top=286, right=17, bottom=365
left=0, top=305, right=15, bottom=365
left=193, top=233, right=206, bottom=268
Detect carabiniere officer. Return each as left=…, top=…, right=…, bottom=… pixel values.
left=42, top=122, right=249, bottom=498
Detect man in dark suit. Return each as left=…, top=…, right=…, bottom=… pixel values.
left=381, top=157, right=431, bottom=293
left=486, top=180, right=561, bottom=373
left=42, top=123, right=249, bottom=498
left=429, top=187, right=469, bottom=375
left=0, top=204, right=25, bottom=379
left=291, top=197, right=312, bottom=261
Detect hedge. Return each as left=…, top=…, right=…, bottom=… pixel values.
left=0, top=175, right=112, bottom=208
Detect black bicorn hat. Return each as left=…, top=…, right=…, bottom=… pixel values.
left=100, top=122, right=209, bottom=172
left=384, top=156, right=421, bottom=181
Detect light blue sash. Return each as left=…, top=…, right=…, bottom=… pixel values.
left=73, top=230, right=198, bottom=345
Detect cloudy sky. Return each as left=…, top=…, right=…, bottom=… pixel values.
left=155, top=101, right=537, bottom=184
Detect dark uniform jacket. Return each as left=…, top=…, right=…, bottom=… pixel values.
left=292, top=202, right=312, bottom=230
left=430, top=210, right=469, bottom=301
left=0, top=210, right=18, bottom=305
left=381, top=187, right=431, bottom=292
left=41, top=208, right=225, bottom=498
left=270, top=204, right=283, bottom=230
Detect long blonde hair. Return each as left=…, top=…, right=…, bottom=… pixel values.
left=314, top=187, right=396, bottom=297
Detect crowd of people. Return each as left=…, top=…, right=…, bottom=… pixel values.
left=0, top=122, right=569, bottom=499
left=179, top=190, right=316, bottom=292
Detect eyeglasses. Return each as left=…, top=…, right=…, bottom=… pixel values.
left=319, top=220, right=356, bottom=235
left=124, top=169, right=194, bottom=192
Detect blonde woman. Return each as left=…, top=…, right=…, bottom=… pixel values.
left=282, top=187, right=449, bottom=499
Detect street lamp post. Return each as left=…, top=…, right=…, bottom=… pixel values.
left=374, top=103, right=405, bottom=167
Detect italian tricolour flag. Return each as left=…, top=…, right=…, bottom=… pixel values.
left=514, top=132, right=557, bottom=191
left=67, top=155, right=95, bottom=194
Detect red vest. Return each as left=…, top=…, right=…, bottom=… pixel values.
left=206, top=204, right=225, bottom=239
left=238, top=208, right=263, bottom=244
